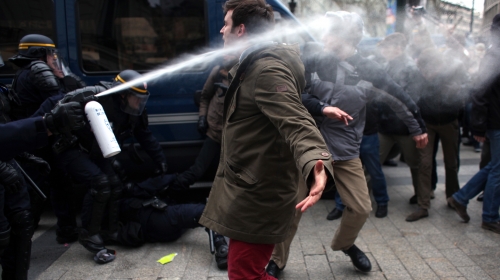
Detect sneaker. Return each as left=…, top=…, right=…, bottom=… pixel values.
left=481, top=221, right=500, bottom=234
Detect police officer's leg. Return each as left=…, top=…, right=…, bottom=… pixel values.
left=51, top=171, right=78, bottom=243
left=79, top=175, right=111, bottom=253
left=1, top=161, right=33, bottom=280
left=0, top=186, right=10, bottom=257
left=106, top=174, right=123, bottom=235
left=57, top=148, right=109, bottom=253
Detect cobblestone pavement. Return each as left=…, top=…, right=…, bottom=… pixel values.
left=28, top=145, right=500, bottom=279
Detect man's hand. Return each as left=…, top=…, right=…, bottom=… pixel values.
left=44, top=101, right=85, bottom=135
left=296, top=160, right=327, bottom=212
left=322, top=106, right=353, bottom=125
left=474, top=135, right=486, bottom=143
left=413, top=133, right=428, bottom=149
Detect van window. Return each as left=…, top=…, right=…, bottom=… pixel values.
left=78, top=0, right=206, bottom=72
left=0, top=0, right=55, bottom=75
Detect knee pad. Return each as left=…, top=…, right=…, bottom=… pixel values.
left=90, top=175, right=111, bottom=203
left=109, top=175, right=123, bottom=199
left=10, top=210, right=34, bottom=237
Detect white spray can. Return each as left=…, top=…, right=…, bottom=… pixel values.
left=84, top=101, right=121, bottom=158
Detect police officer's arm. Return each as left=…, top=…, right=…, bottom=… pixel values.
left=133, top=110, right=168, bottom=171
left=31, top=93, right=64, bottom=117
left=29, top=61, right=64, bottom=100
left=0, top=117, right=48, bottom=161
left=253, top=64, right=334, bottom=211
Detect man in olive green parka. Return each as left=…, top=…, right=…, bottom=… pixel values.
left=198, top=1, right=334, bottom=279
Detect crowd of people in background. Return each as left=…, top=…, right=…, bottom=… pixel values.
left=0, top=0, right=499, bottom=279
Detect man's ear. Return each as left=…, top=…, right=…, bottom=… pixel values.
left=237, top=24, right=246, bottom=37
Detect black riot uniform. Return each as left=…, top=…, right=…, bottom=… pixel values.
left=44, top=70, right=167, bottom=260
left=8, top=34, right=85, bottom=238
left=8, top=34, right=84, bottom=120
left=108, top=173, right=228, bottom=269
left=0, top=79, right=34, bottom=280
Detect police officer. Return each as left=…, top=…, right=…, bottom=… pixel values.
left=8, top=34, right=85, bottom=239
left=9, top=34, right=85, bottom=120
left=108, top=173, right=228, bottom=269
left=0, top=59, right=84, bottom=279
left=46, top=70, right=167, bottom=260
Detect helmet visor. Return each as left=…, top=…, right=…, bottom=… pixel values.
left=120, top=90, right=149, bottom=116
left=46, top=51, right=65, bottom=78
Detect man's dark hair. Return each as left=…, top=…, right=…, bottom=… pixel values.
left=223, top=0, right=274, bottom=36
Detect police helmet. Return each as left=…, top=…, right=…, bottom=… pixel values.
left=113, top=70, right=150, bottom=116
left=16, top=34, right=57, bottom=59
left=324, top=11, right=364, bottom=46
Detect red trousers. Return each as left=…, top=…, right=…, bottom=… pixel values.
left=227, top=239, right=277, bottom=280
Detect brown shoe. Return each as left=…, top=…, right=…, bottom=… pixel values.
left=447, top=197, right=470, bottom=223
left=405, top=208, right=428, bottom=222
left=481, top=221, right=500, bottom=234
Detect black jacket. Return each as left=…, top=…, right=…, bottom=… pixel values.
left=470, top=41, right=500, bottom=136
left=378, top=54, right=426, bottom=135
left=302, top=47, right=427, bottom=136
left=417, top=59, right=468, bottom=126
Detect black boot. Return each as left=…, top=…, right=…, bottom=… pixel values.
left=266, top=260, right=283, bottom=278
left=3, top=210, right=34, bottom=280
left=79, top=228, right=106, bottom=254
left=213, top=233, right=228, bottom=269
left=342, top=244, right=371, bottom=272
left=80, top=176, right=110, bottom=254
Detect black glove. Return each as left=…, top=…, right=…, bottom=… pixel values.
left=154, top=162, right=168, bottom=178
left=61, top=73, right=87, bottom=92
left=44, top=101, right=85, bottom=135
left=15, top=152, right=51, bottom=177
left=0, top=161, right=23, bottom=194
left=198, top=115, right=208, bottom=135
left=60, top=87, right=100, bottom=104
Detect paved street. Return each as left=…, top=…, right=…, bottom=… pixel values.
left=27, top=144, right=500, bottom=279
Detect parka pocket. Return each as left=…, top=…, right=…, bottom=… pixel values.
left=225, top=160, right=259, bottom=186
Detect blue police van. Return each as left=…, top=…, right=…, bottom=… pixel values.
left=0, top=0, right=314, bottom=178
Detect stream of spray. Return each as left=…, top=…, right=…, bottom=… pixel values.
left=95, top=15, right=329, bottom=98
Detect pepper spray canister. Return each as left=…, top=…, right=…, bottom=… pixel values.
left=84, top=101, right=121, bottom=158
